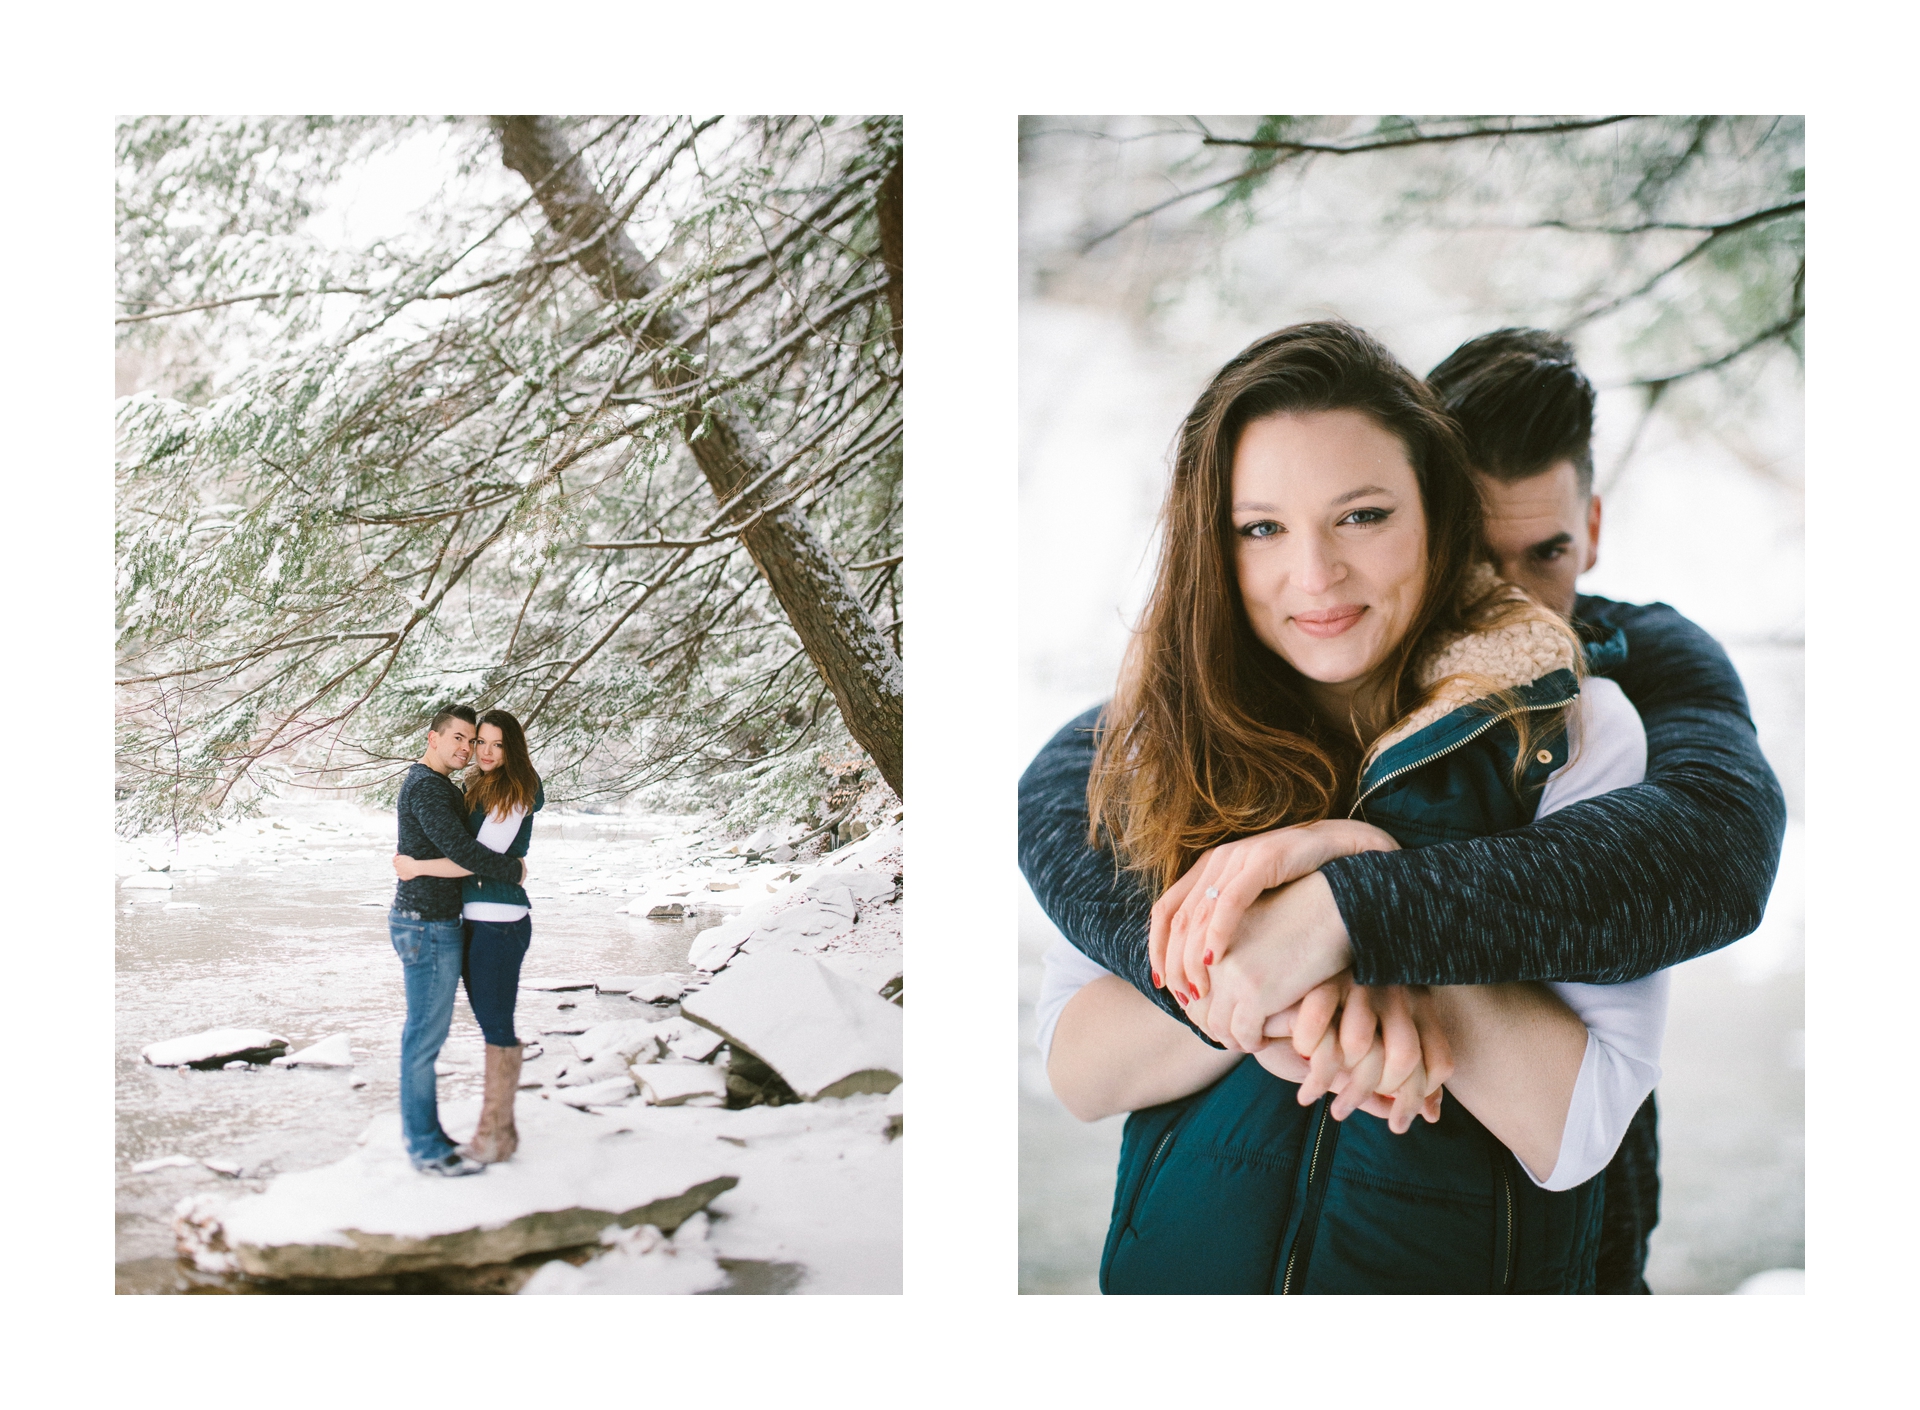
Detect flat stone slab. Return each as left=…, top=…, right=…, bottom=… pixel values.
left=174, top=1099, right=738, bottom=1281
left=143, top=1028, right=291, bottom=1069
left=689, top=914, right=756, bottom=972
left=270, top=1033, right=354, bottom=1068
left=681, top=951, right=902, bottom=1101
left=634, top=1064, right=729, bottom=1106
left=520, top=978, right=596, bottom=992
left=572, top=1018, right=671, bottom=1065
left=596, top=974, right=689, bottom=1002
left=547, top=1076, right=636, bottom=1108
left=122, top=872, right=174, bottom=890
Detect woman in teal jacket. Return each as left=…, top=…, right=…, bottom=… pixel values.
left=395, top=708, right=544, bottom=1163
left=1078, top=322, right=1618, bottom=1293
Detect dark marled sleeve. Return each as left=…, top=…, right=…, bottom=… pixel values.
left=1324, top=597, right=1788, bottom=985
left=1017, top=707, right=1198, bottom=1031
left=413, top=779, right=525, bottom=883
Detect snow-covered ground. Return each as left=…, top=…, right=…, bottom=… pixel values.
left=117, top=793, right=903, bottom=1294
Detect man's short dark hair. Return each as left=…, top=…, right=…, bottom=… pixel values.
left=428, top=704, right=478, bottom=735
left=1426, top=328, right=1596, bottom=495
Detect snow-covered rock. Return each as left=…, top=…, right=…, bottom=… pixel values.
left=688, top=914, right=757, bottom=972
left=755, top=899, right=851, bottom=942
left=520, top=1213, right=727, bottom=1294
left=809, top=867, right=897, bottom=908
left=626, top=897, right=688, bottom=918
left=143, top=1028, right=291, bottom=1069
left=681, top=952, right=902, bottom=1101
left=122, top=872, right=173, bottom=890
left=548, top=1076, right=636, bottom=1108
left=659, top=1019, right=725, bottom=1062
left=173, top=1100, right=738, bottom=1280
left=271, top=1033, right=355, bottom=1068
left=599, top=973, right=688, bottom=1002
left=634, top=1064, right=729, bottom=1107
left=1734, top=1268, right=1805, bottom=1294
left=132, top=1155, right=200, bottom=1174
left=572, top=1019, right=669, bottom=1065
left=586, top=1095, right=901, bottom=1293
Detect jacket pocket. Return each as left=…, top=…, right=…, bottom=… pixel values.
left=1101, top=1058, right=1314, bottom=1295
left=1294, top=1107, right=1503, bottom=1294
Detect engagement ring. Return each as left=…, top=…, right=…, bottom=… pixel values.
left=1205, top=886, right=1218, bottom=899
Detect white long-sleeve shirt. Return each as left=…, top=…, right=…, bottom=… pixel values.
left=1034, top=677, right=1663, bottom=1193
left=462, top=805, right=530, bottom=923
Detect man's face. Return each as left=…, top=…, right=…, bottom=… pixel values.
left=424, top=719, right=476, bottom=773
left=1473, top=459, right=1602, bottom=618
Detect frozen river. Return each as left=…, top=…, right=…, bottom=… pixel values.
left=114, top=801, right=724, bottom=1287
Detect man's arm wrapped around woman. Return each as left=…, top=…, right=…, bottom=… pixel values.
left=1017, top=596, right=1787, bottom=1018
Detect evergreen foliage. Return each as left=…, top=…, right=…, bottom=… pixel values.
left=1022, top=115, right=1802, bottom=444
left=116, top=115, right=902, bottom=836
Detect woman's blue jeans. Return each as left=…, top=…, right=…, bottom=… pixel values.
left=463, top=916, right=532, bottom=1047
left=389, top=911, right=466, bottom=1166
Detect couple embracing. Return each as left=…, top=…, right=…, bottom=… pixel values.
left=1020, top=322, right=1785, bottom=1293
left=387, top=705, right=546, bottom=1177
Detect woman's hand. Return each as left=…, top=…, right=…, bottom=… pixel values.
left=392, top=853, right=420, bottom=881
left=1247, top=992, right=1443, bottom=1129
left=1150, top=820, right=1400, bottom=1005
left=1291, top=981, right=1451, bottom=1131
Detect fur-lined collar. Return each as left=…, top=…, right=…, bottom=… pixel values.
left=1362, top=563, right=1578, bottom=764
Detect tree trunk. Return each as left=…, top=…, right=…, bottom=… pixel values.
left=494, top=116, right=903, bottom=799
left=877, top=157, right=903, bottom=356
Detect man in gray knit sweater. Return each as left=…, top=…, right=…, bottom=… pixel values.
left=389, top=705, right=528, bottom=1176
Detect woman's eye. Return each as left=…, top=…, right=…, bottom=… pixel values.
left=1340, top=507, right=1390, bottom=526
left=1237, top=520, right=1281, bottom=539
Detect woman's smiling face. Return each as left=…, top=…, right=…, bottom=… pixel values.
left=474, top=723, right=506, bottom=773
left=1231, top=409, right=1429, bottom=716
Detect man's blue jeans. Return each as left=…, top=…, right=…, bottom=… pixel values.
left=390, top=911, right=466, bottom=1166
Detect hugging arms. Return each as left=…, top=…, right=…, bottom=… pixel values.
left=1020, top=594, right=1785, bottom=1285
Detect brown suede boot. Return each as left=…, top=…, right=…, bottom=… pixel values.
left=463, top=1043, right=523, bottom=1163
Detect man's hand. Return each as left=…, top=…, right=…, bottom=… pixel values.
left=1241, top=974, right=1448, bottom=1131
left=1180, top=871, right=1353, bottom=1052
left=1151, top=820, right=1398, bottom=1004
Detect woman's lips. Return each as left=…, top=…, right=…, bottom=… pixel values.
left=1290, top=605, right=1366, bottom=639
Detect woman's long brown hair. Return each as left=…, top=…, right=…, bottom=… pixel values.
left=1087, top=321, right=1500, bottom=891
left=466, top=708, right=541, bottom=822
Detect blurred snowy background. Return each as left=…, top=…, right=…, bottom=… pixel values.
left=1016, top=116, right=1803, bottom=1294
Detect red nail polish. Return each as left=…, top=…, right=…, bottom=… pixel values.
left=1152, top=971, right=1161, bottom=987
left=1203, top=951, right=1213, bottom=965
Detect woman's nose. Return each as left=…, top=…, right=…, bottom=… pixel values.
left=1294, top=532, right=1344, bottom=595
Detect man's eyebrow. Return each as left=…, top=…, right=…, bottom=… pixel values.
left=1529, top=531, right=1574, bottom=554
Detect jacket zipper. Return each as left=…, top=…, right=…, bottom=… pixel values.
left=1498, top=1160, right=1516, bottom=1292
left=1122, top=1121, right=1181, bottom=1235
left=1279, top=1099, right=1335, bottom=1295
left=1348, top=695, right=1575, bottom=820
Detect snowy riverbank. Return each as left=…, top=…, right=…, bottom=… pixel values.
left=117, top=790, right=903, bottom=1294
